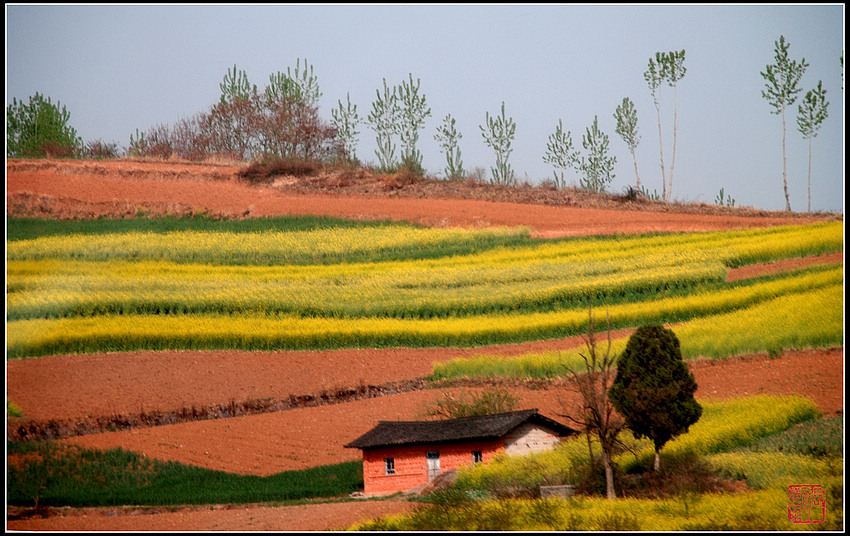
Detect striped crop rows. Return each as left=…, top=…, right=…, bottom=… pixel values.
left=6, top=219, right=843, bottom=359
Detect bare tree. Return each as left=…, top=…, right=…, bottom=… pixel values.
left=559, top=303, right=626, bottom=500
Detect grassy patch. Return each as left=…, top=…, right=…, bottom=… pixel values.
left=6, top=443, right=362, bottom=508
left=738, top=416, right=843, bottom=458
left=6, top=214, right=408, bottom=241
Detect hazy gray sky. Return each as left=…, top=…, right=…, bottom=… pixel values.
left=6, top=4, right=844, bottom=213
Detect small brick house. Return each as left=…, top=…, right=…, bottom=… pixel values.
left=344, top=408, right=576, bottom=496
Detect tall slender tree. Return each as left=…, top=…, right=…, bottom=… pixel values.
left=613, top=97, right=641, bottom=191
left=367, top=78, right=400, bottom=172
left=331, top=92, right=362, bottom=163
left=796, top=81, right=829, bottom=213
left=665, top=50, right=686, bottom=203
left=543, top=118, right=578, bottom=189
left=644, top=50, right=686, bottom=203
left=434, top=113, right=465, bottom=180
left=576, top=116, right=616, bottom=194
left=216, top=64, right=257, bottom=159
left=761, top=35, right=809, bottom=212
left=219, top=64, right=256, bottom=103
left=396, top=73, right=431, bottom=174
left=480, top=101, right=516, bottom=186
left=644, top=53, right=667, bottom=201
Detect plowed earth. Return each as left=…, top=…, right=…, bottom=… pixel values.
left=5, top=159, right=844, bottom=531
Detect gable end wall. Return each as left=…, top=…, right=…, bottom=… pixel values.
left=503, top=422, right=563, bottom=455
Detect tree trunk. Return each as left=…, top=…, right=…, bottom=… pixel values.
left=601, top=448, right=616, bottom=500
left=654, top=447, right=661, bottom=472
left=807, top=135, right=812, bottom=213
left=668, top=83, right=679, bottom=203
left=655, top=101, right=667, bottom=202
left=781, top=107, right=791, bottom=212
left=630, top=147, right=641, bottom=191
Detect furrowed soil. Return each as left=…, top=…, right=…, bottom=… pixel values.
left=5, top=159, right=843, bottom=532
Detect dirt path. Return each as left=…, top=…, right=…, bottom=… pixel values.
left=7, top=499, right=416, bottom=532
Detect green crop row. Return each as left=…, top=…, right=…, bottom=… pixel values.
left=430, top=276, right=843, bottom=380
left=6, top=214, right=430, bottom=242
left=6, top=256, right=725, bottom=321
left=7, top=266, right=842, bottom=359
left=6, top=443, right=362, bottom=507
left=7, top=223, right=531, bottom=266
left=7, top=220, right=841, bottom=273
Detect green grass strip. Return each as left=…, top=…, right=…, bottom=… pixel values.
left=7, top=444, right=361, bottom=508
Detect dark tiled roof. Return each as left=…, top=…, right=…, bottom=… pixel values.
left=344, top=409, right=575, bottom=449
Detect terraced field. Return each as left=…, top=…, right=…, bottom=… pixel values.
left=6, top=159, right=843, bottom=531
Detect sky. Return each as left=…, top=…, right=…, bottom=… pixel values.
left=6, top=4, right=845, bottom=213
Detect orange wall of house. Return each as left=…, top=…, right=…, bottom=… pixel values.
left=361, top=440, right=503, bottom=496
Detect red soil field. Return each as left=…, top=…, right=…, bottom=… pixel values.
left=5, top=159, right=843, bottom=531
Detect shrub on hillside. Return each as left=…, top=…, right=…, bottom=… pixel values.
left=419, top=387, right=520, bottom=420
left=85, top=139, right=121, bottom=159
left=237, top=157, right=321, bottom=183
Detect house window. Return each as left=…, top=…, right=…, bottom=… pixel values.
left=472, top=450, right=483, bottom=464
left=384, top=458, right=395, bottom=475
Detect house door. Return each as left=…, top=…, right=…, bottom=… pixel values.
left=426, top=451, right=441, bottom=481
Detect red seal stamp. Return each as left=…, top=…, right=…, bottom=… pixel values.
left=787, top=484, right=826, bottom=523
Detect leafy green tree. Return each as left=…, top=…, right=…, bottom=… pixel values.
left=261, top=59, right=328, bottom=160
left=575, top=116, right=616, bottom=194
left=796, top=81, right=829, bottom=213
left=7, top=92, right=83, bottom=158
left=761, top=35, right=809, bottom=212
left=367, top=78, right=400, bottom=171
left=266, top=57, right=321, bottom=108
left=220, top=63, right=257, bottom=103
left=215, top=64, right=258, bottom=159
left=480, top=101, right=516, bottom=186
left=396, top=73, right=431, bottom=174
left=613, top=97, right=641, bottom=191
left=434, top=113, right=464, bottom=180
left=132, top=60, right=338, bottom=163
left=542, top=119, right=578, bottom=189
left=330, top=92, right=362, bottom=163
left=609, top=325, right=702, bottom=473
